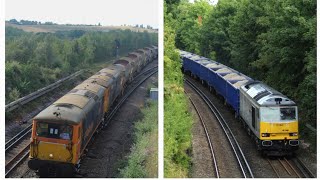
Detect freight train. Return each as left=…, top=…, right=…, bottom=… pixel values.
left=28, top=46, right=158, bottom=177
left=180, top=50, right=299, bottom=156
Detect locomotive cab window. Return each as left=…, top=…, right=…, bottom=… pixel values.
left=280, top=107, right=296, bottom=121
left=260, top=106, right=297, bottom=122
left=36, top=122, right=73, bottom=140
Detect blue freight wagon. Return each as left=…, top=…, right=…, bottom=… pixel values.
left=181, top=50, right=252, bottom=115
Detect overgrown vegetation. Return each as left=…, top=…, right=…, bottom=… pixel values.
left=167, top=0, right=316, bottom=146
left=5, top=26, right=157, bottom=103
left=118, top=101, right=158, bottom=178
left=164, top=1, right=193, bottom=177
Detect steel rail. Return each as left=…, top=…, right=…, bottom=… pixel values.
left=267, top=159, right=280, bottom=178
left=5, top=144, right=30, bottom=177
left=294, top=157, right=315, bottom=178
left=278, top=158, right=292, bottom=176
left=185, top=78, right=254, bottom=178
left=283, top=158, right=301, bottom=178
left=6, top=124, right=33, bottom=150
left=185, top=90, right=220, bottom=178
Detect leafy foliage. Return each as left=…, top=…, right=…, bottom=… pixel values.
left=169, top=0, right=316, bottom=132
left=164, top=1, right=193, bottom=177
left=5, top=26, right=157, bottom=103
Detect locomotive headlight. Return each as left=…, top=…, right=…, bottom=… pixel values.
left=49, top=154, right=53, bottom=159
left=289, top=132, right=298, bottom=136
left=261, top=133, right=270, bottom=137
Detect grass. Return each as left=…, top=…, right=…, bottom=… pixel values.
left=118, top=101, right=158, bottom=178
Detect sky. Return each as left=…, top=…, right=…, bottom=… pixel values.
left=6, top=0, right=159, bottom=28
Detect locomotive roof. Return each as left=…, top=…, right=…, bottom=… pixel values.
left=54, top=94, right=89, bottom=109
left=34, top=104, right=85, bottom=124
left=35, top=89, right=99, bottom=124
left=240, top=82, right=296, bottom=106
left=90, top=74, right=112, bottom=82
left=84, top=77, right=113, bottom=88
left=74, top=82, right=105, bottom=94
left=99, top=67, right=119, bottom=74
left=99, top=67, right=122, bottom=79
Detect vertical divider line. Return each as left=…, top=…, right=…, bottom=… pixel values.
left=158, top=0, right=164, bottom=178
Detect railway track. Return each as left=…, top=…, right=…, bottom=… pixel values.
left=185, top=78, right=254, bottom=178
left=5, top=124, right=33, bottom=177
left=267, top=157, right=315, bottom=178
left=6, top=64, right=157, bottom=178
left=185, top=91, right=220, bottom=178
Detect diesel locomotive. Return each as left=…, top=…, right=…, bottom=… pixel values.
left=28, top=46, right=158, bottom=176
left=180, top=50, right=299, bottom=156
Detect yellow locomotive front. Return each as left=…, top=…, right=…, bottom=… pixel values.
left=28, top=103, right=85, bottom=177
left=29, top=120, right=81, bottom=176
left=239, top=82, right=299, bottom=156
left=259, top=105, right=299, bottom=154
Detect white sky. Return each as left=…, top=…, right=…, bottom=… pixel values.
left=5, top=0, right=159, bottom=28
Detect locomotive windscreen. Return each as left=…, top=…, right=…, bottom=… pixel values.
left=36, top=122, right=73, bottom=140
left=260, top=106, right=298, bottom=122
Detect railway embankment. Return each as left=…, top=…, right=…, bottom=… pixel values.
left=118, top=101, right=158, bottom=178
